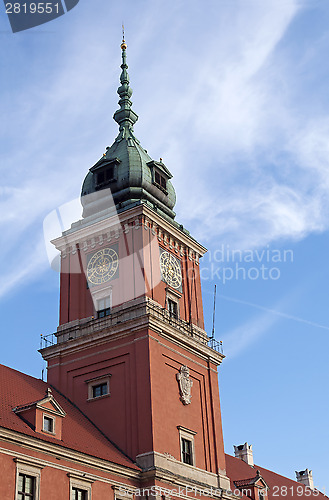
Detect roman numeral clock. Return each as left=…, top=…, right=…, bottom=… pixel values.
left=85, top=246, right=119, bottom=318
left=159, top=249, right=182, bottom=291
left=86, top=247, right=119, bottom=285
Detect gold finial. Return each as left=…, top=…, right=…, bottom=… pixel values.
left=121, top=23, right=127, bottom=50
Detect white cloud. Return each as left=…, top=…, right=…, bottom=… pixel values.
left=218, top=290, right=329, bottom=358
left=2, top=0, right=329, bottom=295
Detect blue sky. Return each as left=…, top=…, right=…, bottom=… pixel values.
left=1, top=0, right=329, bottom=492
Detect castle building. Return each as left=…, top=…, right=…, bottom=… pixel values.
left=0, top=37, right=325, bottom=500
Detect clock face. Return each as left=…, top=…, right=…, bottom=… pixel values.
left=160, top=250, right=182, bottom=290
left=86, top=247, right=119, bottom=285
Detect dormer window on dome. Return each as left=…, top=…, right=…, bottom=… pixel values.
left=148, top=160, right=173, bottom=196
left=88, top=158, right=120, bottom=194
left=154, top=170, right=167, bottom=191
left=96, top=167, right=114, bottom=188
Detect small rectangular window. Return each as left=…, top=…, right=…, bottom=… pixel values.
left=92, top=382, right=108, bottom=398
left=97, top=296, right=111, bottom=318
left=181, top=438, right=193, bottom=465
left=18, top=473, right=35, bottom=499
left=86, top=374, right=111, bottom=401
left=168, top=298, right=178, bottom=318
left=43, top=416, right=54, bottom=433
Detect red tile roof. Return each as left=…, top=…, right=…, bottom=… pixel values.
left=0, top=364, right=138, bottom=470
left=0, top=364, right=326, bottom=493
left=234, top=476, right=263, bottom=487
left=225, top=454, right=328, bottom=500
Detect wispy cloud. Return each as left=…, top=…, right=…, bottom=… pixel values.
left=130, top=0, right=329, bottom=249
left=219, top=309, right=279, bottom=359
left=220, top=294, right=329, bottom=332
left=2, top=0, right=329, bottom=296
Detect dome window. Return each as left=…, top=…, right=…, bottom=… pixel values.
left=87, top=157, right=120, bottom=195
left=147, top=160, right=173, bottom=197
left=95, top=166, right=115, bottom=190
left=154, top=170, right=167, bottom=191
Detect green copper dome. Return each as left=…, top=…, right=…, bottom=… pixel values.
left=81, top=37, right=176, bottom=222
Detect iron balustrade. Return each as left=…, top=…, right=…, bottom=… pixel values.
left=40, top=301, right=223, bottom=354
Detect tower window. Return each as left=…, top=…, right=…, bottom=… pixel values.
left=97, top=296, right=111, bottom=318
left=43, top=415, right=54, bottom=433
left=18, top=473, right=35, bottom=499
left=181, top=438, right=193, bottom=465
left=168, top=298, right=178, bottom=319
left=178, top=425, right=196, bottom=466
left=86, top=374, right=111, bottom=400
left=92, top=382, right=108, bottom=398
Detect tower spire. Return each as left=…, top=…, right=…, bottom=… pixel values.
left=81, top=32, right=176, bottom=222
left=113, top=30, right=138, bottom=138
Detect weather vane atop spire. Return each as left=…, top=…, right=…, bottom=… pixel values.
left=121, top=22, right=127, bottom=50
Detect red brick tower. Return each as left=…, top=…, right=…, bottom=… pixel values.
left=41, top=36, right=230, bottom=490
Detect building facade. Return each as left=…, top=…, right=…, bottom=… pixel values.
left=0, top=37, right=325, bottom=500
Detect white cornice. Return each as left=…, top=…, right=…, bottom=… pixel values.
left=0, top=427, right=140, bottom=480
left=51, top=204, right=206, bottom=264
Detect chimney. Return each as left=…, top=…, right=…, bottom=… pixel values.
left=234, top=442, right=254, bottom=466
left=295, top=469, right=314, bottom=489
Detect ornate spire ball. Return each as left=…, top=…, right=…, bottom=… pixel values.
left=121, top=23, right=127, bottom=50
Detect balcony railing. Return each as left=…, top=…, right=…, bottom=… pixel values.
left=40, top=300, right=223, bottom=355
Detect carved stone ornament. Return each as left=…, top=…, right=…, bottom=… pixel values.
left=176, top=365, right=193, bottom=405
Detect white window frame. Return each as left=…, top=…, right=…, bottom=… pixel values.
left=42, top=413, right=55, bottom=434
left=177, top=426, right=197, bottom=466
left=86, top=374, right=111, bottom=401
left=14, top=458, right=42, bottom=500
left=166, top=287, right=181, bottom=319
left=68, top=473, right=93, bottom=500
left=96, top=295, right=112, bottom=317
left=90, top=286, right=112, bottom=318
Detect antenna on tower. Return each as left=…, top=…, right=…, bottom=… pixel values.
left=210, top=284, right=217, bottom=339
left=122, top=22, right=125, bottom=41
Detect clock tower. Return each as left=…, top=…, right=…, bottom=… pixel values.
left=41, top=36, right=230, bottom=491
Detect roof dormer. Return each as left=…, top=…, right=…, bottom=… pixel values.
left=147, top=159, right=173, bottom=196
left=13, top=388, right=66, bottom=440
left=234, top=470, right=270, bottom=500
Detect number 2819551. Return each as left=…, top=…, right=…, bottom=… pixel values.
left=6, top=3, right=60, bottom=14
